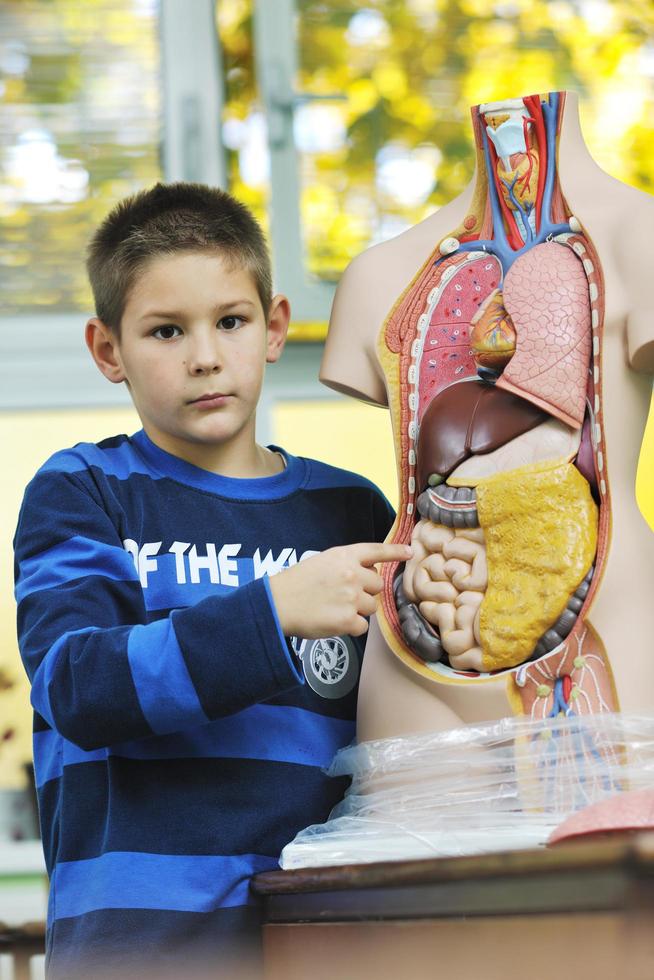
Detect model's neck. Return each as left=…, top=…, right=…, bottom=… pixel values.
left=472, top=90, right=597, bottom=174
left=451, top=91, right=602, bottom=262
left=557, top=90, right=603, bottom=175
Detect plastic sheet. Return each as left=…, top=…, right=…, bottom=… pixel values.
left=280, top=712, right=654, bottom=869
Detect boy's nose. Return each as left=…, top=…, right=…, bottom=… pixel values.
left=188, top=335, right=222, bottom=375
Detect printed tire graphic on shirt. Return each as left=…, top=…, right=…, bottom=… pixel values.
left=291, top=635, right=360, bottom=700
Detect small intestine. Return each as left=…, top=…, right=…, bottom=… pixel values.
left=403, top=518, right=487, bottom=669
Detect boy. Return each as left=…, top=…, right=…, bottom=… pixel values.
left=14, top=182, right=409, bottom=979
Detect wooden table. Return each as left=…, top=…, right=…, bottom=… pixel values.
left=253, top=833, right=654, bottom=980
left=0, top=921, right=45, bottom=980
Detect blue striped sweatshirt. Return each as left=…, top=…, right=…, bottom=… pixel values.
left=14, top=430, right=394, bottom=979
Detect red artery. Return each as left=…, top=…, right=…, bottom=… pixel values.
left=562, top=674, right=572, bottom=704
left=523, top=94, right=547, bottom=234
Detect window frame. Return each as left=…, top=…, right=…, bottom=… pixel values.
left=252, top=0, right=336, bottom=324
left=0, top=0, right=232, bottom=410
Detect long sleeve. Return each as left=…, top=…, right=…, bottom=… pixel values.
left=20, top=434, right=401, bottom=976
left=14, top=468, right=302, bottom=752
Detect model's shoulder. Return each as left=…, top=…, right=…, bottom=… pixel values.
left=610, top=174, right=653, bottom=205
left=36, top=433, right=140, bottom=479
left=582, top=170, right=654, bottom=230
left=601, top=179, right=654, bottom=284
left=342, top=194, right=467, bottom=283
left=332, top=190, right=470, bottom=332
left=624, top=181, right=654, bottom=234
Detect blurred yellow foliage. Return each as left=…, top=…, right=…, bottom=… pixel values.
left=3, top=0, right=653, bottom=312
left=218, top=0, right=654, bottom=282
left=372, top=61, right=408, bottom=99
left=348, top=78, right=379, bottom=116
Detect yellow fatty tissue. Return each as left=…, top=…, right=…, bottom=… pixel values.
left=475, top=458, right=597, bottom=672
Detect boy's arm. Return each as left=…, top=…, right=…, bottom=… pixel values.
left=269, top=485, right=398, bottom=636
left=16, top=470, right=409, bottom=753
left=15, top=470, right=304, bottom=752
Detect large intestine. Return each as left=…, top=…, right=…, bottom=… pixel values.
left=400, top=454, right=597, bottom=674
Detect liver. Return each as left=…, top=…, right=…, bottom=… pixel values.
left=253, top=832, right=654, bottom=980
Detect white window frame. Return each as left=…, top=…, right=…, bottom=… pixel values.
left=253, top=0, right=336, bottom=322
left=0, top=0, right=227, bottom=410
left=0, top=0, right=333, bottom=410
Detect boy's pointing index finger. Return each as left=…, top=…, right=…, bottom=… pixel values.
left=356, top=542, right=412, bottom=567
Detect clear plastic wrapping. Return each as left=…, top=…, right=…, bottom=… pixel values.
left=281, top=712, right=654, bottom=869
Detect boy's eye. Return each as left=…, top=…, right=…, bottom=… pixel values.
left=152, top=324, right=181, bottom=340
left=219, top=315, right=244, bottom=331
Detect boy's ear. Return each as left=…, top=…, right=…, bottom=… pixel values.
left=265, top=294, right=291, bottom=364
left=85, top=317, right=126, bottom=384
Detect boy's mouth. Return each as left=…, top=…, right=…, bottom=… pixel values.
left=189, top=392, right=231, bottom=408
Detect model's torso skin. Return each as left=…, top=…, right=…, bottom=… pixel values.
left=321, top=92, right=654, bottom=740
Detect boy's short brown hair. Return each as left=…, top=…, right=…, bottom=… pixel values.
left=86, top=182, right=273, bottom=334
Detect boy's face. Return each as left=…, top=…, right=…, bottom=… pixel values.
left=88, top=250, right=288, bottom=469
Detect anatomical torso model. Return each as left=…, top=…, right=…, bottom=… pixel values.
left=321, top=91, right=654, bottom=740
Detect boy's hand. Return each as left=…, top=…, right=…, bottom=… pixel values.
left=269, top=542, right=412, bottom=639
